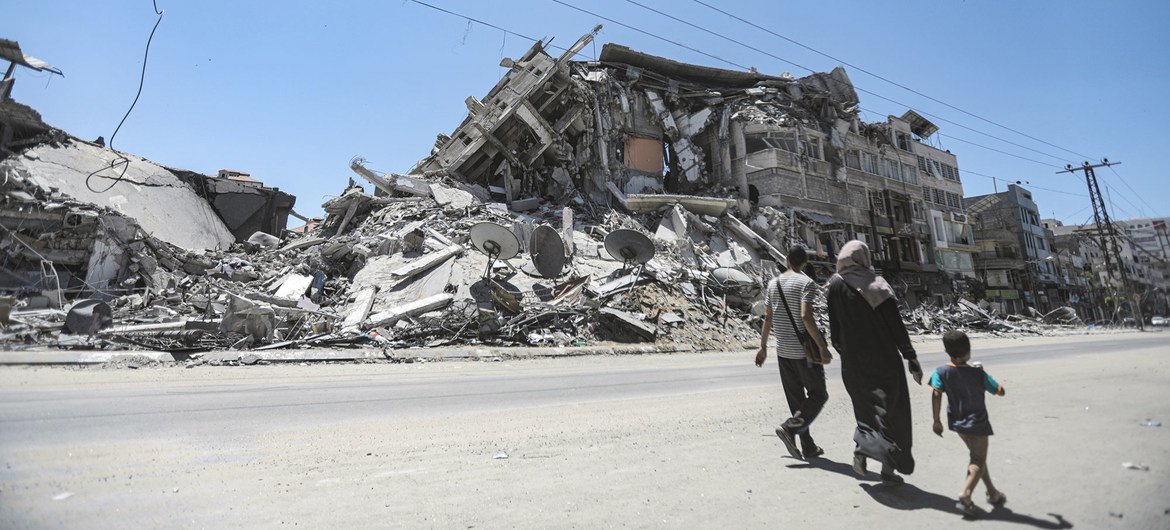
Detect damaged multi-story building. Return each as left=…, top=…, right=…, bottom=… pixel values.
left=1, top=39, right=295, bottom=307
left=402, top=29, right=974, bottom=306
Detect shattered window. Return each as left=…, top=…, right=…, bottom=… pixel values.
left=863, top=153, right=880, bottom=174
left=762, top=131, right=799, bottom=153
left=800, top=136, right=822, bottom=160
left=846, top=149, right=862, bottom=170
left=902, top=164, right=918, bottom=185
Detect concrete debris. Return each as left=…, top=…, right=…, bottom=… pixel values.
left=0, top=29, right=1112, bottom=358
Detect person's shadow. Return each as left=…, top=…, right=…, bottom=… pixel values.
left=860, top=483, right=1073, bottom=528
left=787, top=456, right=880, bottom=482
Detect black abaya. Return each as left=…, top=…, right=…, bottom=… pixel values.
left=827, top=277, right=917, bottom=474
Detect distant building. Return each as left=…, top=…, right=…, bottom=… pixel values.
left=965, top=184, right=1059, bottom=314
left=1052, top=216, right=1170, bottom=319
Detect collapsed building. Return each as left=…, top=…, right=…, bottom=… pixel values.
left=1, top=30, right=1082, bottom=356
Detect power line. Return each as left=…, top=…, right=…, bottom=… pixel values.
left=688, top=0, right=1100, bottom=164
left=406, top=0, right=594, bottom=59
left=1106, top=184, right=1141, bottom=220
left=550, top=0, right=751, bottom=70
left=1107, top=165, right=1158, bottom=217
left=937, top=133, right=1063, bottom=169
left=960, top=168, right=1087, bottom=198
left=570, top=0, right=1081, bottom=169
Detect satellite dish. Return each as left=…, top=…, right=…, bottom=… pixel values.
left=529, top=225, right=567, bottom=278
left=470, top=222, right=520, bottom=260
left=604, top=229, right=655, bottom=266
left=710, top=267, right=759, bottom=296
left=470, top=222, right=520, bottom=278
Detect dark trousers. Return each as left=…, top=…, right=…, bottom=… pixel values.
left=777, top=356, right=829, bottom=451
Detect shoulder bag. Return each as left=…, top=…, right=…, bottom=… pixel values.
left=775, top=275, right=823, bottom=364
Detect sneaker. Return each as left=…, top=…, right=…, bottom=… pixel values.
left=803, top=446, right=824, bottom=459
left=852, top=454, right=867, bottom=476
left=775, top=427, right=802, bottom=459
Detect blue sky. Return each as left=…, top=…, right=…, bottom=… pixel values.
left=6, top=1, right=1168, bottom=223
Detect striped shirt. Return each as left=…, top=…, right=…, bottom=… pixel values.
left=765, top=273, right=819, bottom=360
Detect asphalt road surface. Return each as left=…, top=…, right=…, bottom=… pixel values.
left=1, top=332, right=1167, bottom=528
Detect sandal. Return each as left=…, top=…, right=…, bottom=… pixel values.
left=987, top=491, right=1007, bottom=506
left=956, top=497, right=978, bottom=517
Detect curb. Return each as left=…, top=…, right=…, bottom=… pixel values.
left=0, top=350, right=175, bottom=365
left=0, top=343, right=701, bottom=365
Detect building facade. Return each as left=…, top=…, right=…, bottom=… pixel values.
left=965, top=184, right=1059, bottom=314
left=742, top=110, right=976, bottom=306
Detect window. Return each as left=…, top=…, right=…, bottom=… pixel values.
left=895, top=131, right=912, bottom=151
left=845, top=149, right=861, bottom=170
left=922, top=185, right=932, bottom=202
left=800, top=136, right=823, bottom=160
left=870, top=190, right=886, bottom=213
left=902, top=163, right=918, bottom=185
left=912, top=200, right=925, bottom=220
left=933, top=188, right=946, bottom=205
left=917, top=155, right=929, bottom=173
left=883, top=158, right=900, bottom=180
left=863, top=153, right=880, bottom=174
left=946, top=192, right=961, bottom=209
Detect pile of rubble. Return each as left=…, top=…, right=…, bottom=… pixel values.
left=904, top=299, right=1085, bottom=336
left=0, top=158, right=771, bottom=352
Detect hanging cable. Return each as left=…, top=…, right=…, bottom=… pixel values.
left=86, top=0, right=165, bottom=193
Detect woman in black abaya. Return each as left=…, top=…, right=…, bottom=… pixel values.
left=826, top=240, right=923, bottom=484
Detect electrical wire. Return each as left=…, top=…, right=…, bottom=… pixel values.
left=688, top=0, right=1101, bottom=164
left=1107, top=165, right=1157, bottom=217
left=406, top=0, right=595, bottom=59
left=937, top=133, right=1062, bottom=169
left=600, top=0, right=1081, bottom=167
left=86, top=0, right=165, bottom=194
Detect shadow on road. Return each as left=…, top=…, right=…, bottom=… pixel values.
left=787, top=456, right=879, bottom=482
left=860, top=483, right=1073, bottom=528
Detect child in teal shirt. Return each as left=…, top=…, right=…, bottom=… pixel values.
left=931, top=330, right=1006, bottom=516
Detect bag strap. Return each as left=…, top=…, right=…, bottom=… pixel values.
left=774, top=275, right=804, bottom=337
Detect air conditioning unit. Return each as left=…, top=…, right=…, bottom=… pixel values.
left=950, top=212, right=968, bottom=223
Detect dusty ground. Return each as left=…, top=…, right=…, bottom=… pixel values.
left=0, top=333, right=1167, bottom=528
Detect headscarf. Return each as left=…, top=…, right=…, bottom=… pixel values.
left=832, top=240, right=896, bottom=309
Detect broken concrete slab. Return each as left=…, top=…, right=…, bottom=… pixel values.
left=272, top=273, right=314, bottom=301
left=1, top=140, right=235, bottom=250
left=390, top=244, right=463, bottom=282
left=430, top=182, right=478, bottom=209
left=626, top=194, right=735, bottom=217
left=342, top=286, right=378, bottom=330
left=599, top=307, right=657, bottom=342
left=366, top=293, right=455, bottom=328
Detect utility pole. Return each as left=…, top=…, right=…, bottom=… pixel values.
left=1057, top=159, right=1143, bottom=330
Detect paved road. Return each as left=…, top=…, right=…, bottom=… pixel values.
left=1, top=332, right=1167, bottom=528
left=4, top=333, right=1161, bottom=444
